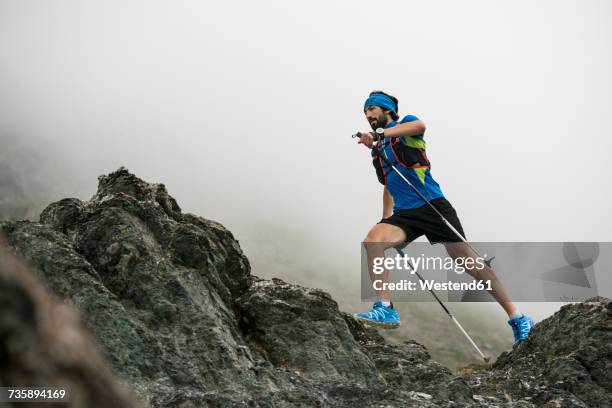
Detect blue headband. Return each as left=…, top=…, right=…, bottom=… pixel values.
left=364, top=93, right=396, bottom=113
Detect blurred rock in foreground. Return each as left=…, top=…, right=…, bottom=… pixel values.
left=0, top=234, right=143, bottom=407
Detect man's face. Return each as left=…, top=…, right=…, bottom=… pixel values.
left=364, top=106, right=388, bottom=131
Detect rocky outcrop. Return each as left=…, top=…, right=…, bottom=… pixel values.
left=1, top=167, right=610, bottom=407
left=463, top=297, right=612, bottom=407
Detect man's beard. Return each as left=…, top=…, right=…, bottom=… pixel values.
left=369, top=113, right=388, bottom=131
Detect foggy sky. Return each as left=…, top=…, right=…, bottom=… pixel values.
left=2, top=0, right=611, bottom=321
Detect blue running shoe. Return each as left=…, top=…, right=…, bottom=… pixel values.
left=507, top=314, right=534, bottom=343
left=355, top=301, right=400, bottom=329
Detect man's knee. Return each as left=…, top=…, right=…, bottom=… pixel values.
left=363, top=230, right=377, bottom=243
left=363, top=224, right=405, bottom=245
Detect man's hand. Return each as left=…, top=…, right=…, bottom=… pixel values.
left=358, top=131, right=375, bottom=148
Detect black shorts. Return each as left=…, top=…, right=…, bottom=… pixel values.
left=378, top=197, right=466, bottom=244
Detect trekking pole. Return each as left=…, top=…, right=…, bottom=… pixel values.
left=394, top=246, right=490, bottom=362
left=351, top=132, right=494, bottom=266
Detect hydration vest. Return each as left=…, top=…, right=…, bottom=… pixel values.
left=372, top=137, right=431, bottom=185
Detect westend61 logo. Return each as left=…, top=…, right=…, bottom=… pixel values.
left=372, top=253, right=487, bottom=275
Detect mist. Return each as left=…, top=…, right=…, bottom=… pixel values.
left=2, top=0, right=611, bottom=326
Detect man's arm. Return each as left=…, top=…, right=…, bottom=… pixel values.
left=383, top=119, right=426, bottom=138
left=382, top=186, right=393, bottom=219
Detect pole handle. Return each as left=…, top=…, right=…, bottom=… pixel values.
left=352, top=132, right=376, bottom=149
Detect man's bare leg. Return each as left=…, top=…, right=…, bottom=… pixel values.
left=443, top=242, right=517, bottom=317
left=363, top=223, right=406, bottom=302
left=355, top=223, right=406, bottom=327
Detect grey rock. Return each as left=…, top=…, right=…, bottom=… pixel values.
left=464, top=297, right=612, bottom=407
left=1, top=167, right=611, bottom=407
